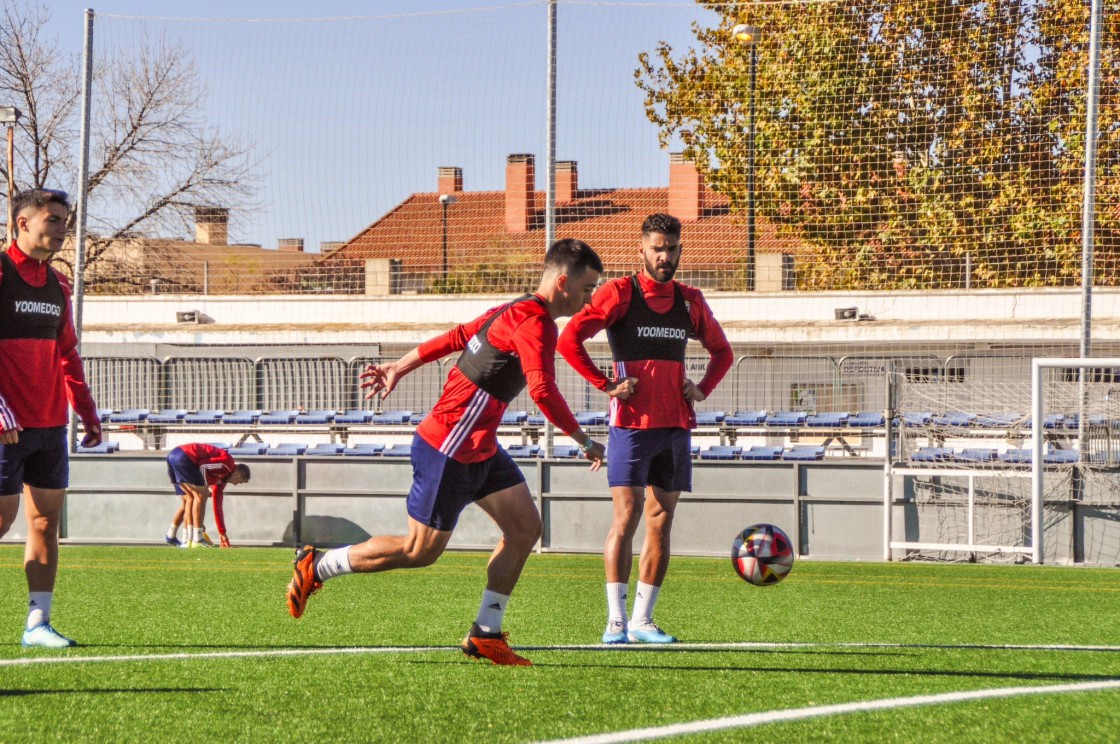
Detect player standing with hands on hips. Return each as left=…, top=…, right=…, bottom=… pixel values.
left=286, top=238, right=606, bottom=666
left=0, top=189, right=102, bottom=648
left=559, top=213, right=732, bottom=644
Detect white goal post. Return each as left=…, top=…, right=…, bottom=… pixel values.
left=883, top=357, right=1120, bottom=565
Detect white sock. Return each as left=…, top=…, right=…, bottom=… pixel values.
left=27, top=592, right=52, bottom=629
left=630, top=582, right=660, bottom=627
left=192, top=526, right=203, bottom=541
left=314, top=547, right=353, bottom=582
left=167, top=525, right=179, bottom=540
left=606, top=582, right=628, bottom=624
left=474, top=590, right=509, bottom=634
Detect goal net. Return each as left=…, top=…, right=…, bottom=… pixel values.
left=888, top=358, right=1120, bottom=565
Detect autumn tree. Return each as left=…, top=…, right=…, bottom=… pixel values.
left=636, top=0, right=1118, bottom=290
left=0, top=0, right=255, bottom=291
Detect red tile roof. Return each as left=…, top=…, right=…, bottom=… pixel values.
left=322, top=187, right=808, bottom=279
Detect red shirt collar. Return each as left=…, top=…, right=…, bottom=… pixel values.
left=5, top=241, right=50, bottom=285
left=636, top=270, right=675, bottom=297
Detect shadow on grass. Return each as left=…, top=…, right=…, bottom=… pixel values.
left=0, top=687, right=223, bottom=696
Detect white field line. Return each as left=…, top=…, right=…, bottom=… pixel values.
left=2, top=640, right=1119, bottom=667
left=537, top=679, right=1120, bottom=744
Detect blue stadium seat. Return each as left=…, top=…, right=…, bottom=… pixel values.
left=974, top=413, right=1024, bottom=428
left=268, top=443, right=308, bottom=455
left=551, top=445, right=581, bottom=458
left=953, top=448, right=998, bottom=463
left=381, top=443, right=413, bottom=457
left=1000, top=449, right=1033, bottom=464
left=699, top=445, right=742, bottom=460
left=501, top=410, right=529, bottom=425
left=806, top=412, right=848, bottom=427
left=691, top=444, right=701, bottom=457
left=184, top=410, right=225, bottom=424
left=369, top=410, right=412, bottom=425
left=1040, top=414, right=1065, bottom=429
left=77, top=441, right=120, bottom=454
left=222, top=410, right=262, bottom=425
left=725, top=410, right=766, bottom=426
left=1043, top=449, right=1079, bottom=464
left=409, top=412, right=426, bottom=425
left=334, top=409, right=374, bottom=424
left=295, top=410, right=336, bottom=424
left=933, top=413, right=977, bottom=427
left=526, top=414, right=546, bottom=426
left=206, top=442, right=233, bottom=450
left=342, top=443, right=385, bottom=456
left=506, top=444, right=541, bottom=458
left=740, top=446, right=782, bottom=461
left=258, top=410, right=299, bottom=425
left=695, top=411, right=726, bottom=426
left=910, top=447, right=953, bottom=462
left=96, top=408, right=113, bottom=423
left=766, top=411, right=808, bottom=427
left=575, top=411, right=608, bottom=426
left=108, top=408, right=151, bottom=423
left=782, top=445, right=825, bottom=461
left=901, top=412, right=933, bottom=426
left=147, top=409, right=188, bottom=424
left=228, top=443, right=270, bottom=456
left=306, top=443, right=346, bottom=455
left=847, top=411, right=885, bottom=428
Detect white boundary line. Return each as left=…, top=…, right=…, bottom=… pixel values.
left=3, top=639, right=1119, bottom=667
left=537, top=680, right=1120, bottom=744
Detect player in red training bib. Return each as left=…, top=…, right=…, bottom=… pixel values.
left=286, top=238, right=606, bottom=666
left=558, top=213, right=733, bottom=644
left=164, top=443, right=250, bottom=548
left=0, top=189, right=102, bottom=649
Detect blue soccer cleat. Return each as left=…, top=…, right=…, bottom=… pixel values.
left=22, top=622, right=77, bottom=648
left=164, top=535, right=181, bottom=547
left=602, top=619, right=628, bottom=644
left=626, top=622, right=677, bottom=644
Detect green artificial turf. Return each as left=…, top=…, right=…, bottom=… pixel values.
left=0, top=546, right=1117, bottom=742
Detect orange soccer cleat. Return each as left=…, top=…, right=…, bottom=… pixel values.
left=461, top=623, right=532, bottom=666
left=286, top=545, right=323, bottom=619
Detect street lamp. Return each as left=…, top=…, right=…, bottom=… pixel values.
left=0, top=106, right=21, bottom=244
left=439, top=193, right=457, bottom=279
left=732, top=24, right=761, bottom=291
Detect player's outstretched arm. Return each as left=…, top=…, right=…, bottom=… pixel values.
left=360, top=348, right=425, bottom=400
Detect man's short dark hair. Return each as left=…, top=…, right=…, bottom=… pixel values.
left=641, top=213, right=682, bottom=239
left=544, top=238, right=603, bottom=275
left=234, top=463, right=251, bottom=481
left=12, top=188, right=70, bottom=217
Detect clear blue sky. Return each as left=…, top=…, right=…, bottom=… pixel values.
left=42, top=1, right=713, bottom=252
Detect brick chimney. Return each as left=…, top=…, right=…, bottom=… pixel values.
left=555, top=160, right=577, bottom=204
left=505, top=153, right=535, bottom=233
left=438, top=166, right=463, bottom=195
left=668, top=153, right=705, bottom=223
left=195, top=206, right=229, bottom=246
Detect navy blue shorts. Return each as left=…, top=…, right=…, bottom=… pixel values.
left=0, top=426, right=69, bottom=493
left=166, top=447, right=205, bottom=495
left=407, top=434, right=527, bottom=531
left=607, top=427, right=692, bottom=492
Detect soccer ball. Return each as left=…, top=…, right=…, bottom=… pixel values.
left=731, top=523, right=795, bottom=586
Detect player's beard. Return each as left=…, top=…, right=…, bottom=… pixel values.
left=644, top=254, right=678, bottom=283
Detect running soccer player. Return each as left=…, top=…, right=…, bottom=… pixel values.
left=0, top=188, right=102, bottom=648
left=286, top=238, right=606, bottom=666
left=165, top=443, right=250, bottom=548
left=558, top=213, right=733, bottom=644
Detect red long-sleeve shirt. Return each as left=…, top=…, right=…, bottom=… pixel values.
left=179, top=443, right=236, bottom=535
left=558, top=272, right=733, bottom=429
left=415, top=294, right=581, bottom=463
left=0, top=243, right=99, bottom=432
